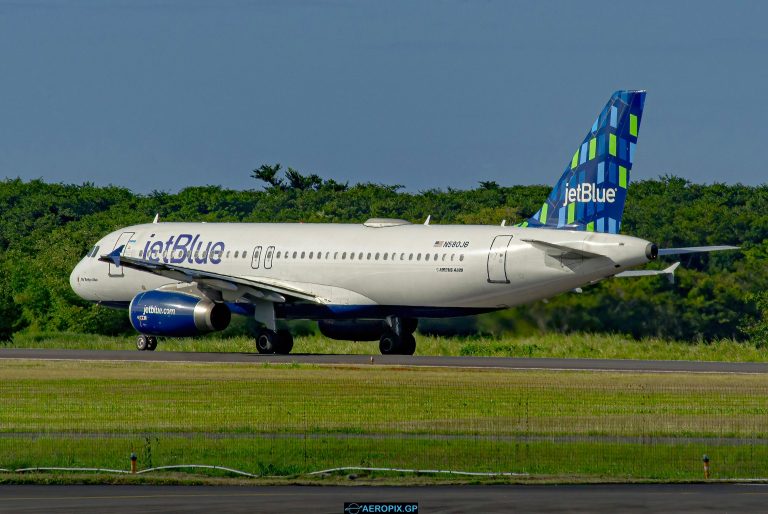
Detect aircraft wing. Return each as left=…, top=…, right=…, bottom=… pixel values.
left=658, top=245, right=739, bottom=256
left=99, top=246, right=328, bottom=304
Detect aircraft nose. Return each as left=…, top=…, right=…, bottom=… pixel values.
left=69, top=261, right=83, bottom=293
left=70, top=259, right=86, bottom=297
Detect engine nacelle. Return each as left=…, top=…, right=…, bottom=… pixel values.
left=318, top=319, right=384, bottom=341
left=129, top=290, right=231, bottom=337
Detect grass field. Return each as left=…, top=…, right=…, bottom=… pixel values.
left=2, top=359, right=768, bottom=481
left=7, top=331, right=768, bottom=362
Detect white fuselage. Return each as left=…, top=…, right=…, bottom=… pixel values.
left=70, top=221, right=653, bottom=318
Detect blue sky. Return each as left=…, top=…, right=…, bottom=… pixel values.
left=1, top=0, right=766, bottom=192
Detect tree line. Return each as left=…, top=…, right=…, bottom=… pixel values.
left=0, top=169, right=766, bottom=344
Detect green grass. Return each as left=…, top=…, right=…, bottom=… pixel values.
left=7, top=331, right=768, bottom=362
left=3, top=436, right=766, bottom=481
left=2, top=359, right=768, bottom=481
left=3, top=361, right=768, bottom=437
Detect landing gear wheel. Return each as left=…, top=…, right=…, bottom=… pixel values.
left=255, top=330, right=277, bottom=354
left=136, top=334, right=149, bottom=351
left=401, top=333, right=416, bottom=355
left=274, top=330, right=294, bottom=355
left=146, top=336, right=158, bottom=351
left=379, top=333, right=401, bottom=355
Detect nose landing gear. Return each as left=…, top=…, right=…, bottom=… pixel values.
left=136, top=334, right=157, bottom=351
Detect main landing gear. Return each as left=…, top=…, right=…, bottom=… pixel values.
left=378, top=316, right=418, bottom=356
left=136, top=334, right=157, bottom=351
left=379, top=331, right=416, bottom=356
left=255, top=329, right=294, bottom=355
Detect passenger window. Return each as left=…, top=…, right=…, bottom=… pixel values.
left=309, top=251, right=314, bottom=259
left=342, top=252, right=347, bottom=259
left=425, top=254, right=430, bottom=262
left=234, top=251, right=239, bottom=258
left=301, top=251, right=306, bottom=259
left=459, top=254, right=465, bottom=261
left=139, top=250, right=143, bottom=258
left=325, top=252, right=330, bottom=259
left=293, top=251, right=298, bottom=258
left=375, top=252, right=380, bottom=260
left=367, top=252, right=371, bottom=260
left=334, top=252, right=338, bottom=259
left=401, top=253, right=405, bottom=260
left=417, top=253, right=421, bottom=261
left=442, top=254, right=446, bottom=261
left=451, top=254, right=455, bottom=261
left=276, top=251, right=281, bottom=259
left=434, top=253, right=438, bottom=261
left=383, top=253, right=388, bottom=261
left=409, top=253, right=413, bottom=261
left=358, top=252, right=364, bottom=260
left=350, top=252, right=355, bottom=260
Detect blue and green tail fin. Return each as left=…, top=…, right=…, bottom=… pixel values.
left=523, top=90, right=646, bottom=234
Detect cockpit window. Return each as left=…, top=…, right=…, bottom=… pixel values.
left=87, top=245, right=100, bottom=258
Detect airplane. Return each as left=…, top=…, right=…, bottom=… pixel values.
left=70, top=90, right=736, bottom=355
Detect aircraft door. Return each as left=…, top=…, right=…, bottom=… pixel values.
left=264, top=246, right=275, bottom=269
left=109, top=231, right=134, bottom=277
left=487, top=235, right=512, bottom=283
left=251, top=246, right=263, bottom=269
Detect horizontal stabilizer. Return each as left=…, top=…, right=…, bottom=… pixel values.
left=522, top=239, right=604, bottom=259
left=658, top=245, right=739, bottom=256
left=615, top=262, right=680, bottom=283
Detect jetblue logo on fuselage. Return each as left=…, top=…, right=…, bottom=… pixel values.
left=142, top=234, right=225, bottom=265
left=562, top=183, right=617, bottom=207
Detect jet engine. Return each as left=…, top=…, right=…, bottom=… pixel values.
left=129, top=290, right=231, bottom=337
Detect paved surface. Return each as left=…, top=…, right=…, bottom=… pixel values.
left=2, top=348, right=768, bottom=373
left=1, top=484, right=767, bottom=513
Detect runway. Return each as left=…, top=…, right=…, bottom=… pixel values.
left=2, top=348, right=768, bottom=373
left=1, top=483, right=767, bottom=513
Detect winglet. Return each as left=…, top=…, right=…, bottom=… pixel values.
left=106, top=245, right=125, bottom=267
left=424, top=215, right=431, bottom=226
left=152, top=213, right=159, bottom=224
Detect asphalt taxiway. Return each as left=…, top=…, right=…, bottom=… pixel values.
left=1, top=483, right=766, bottom=513
left=1, top=348, right=767, bottom=373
